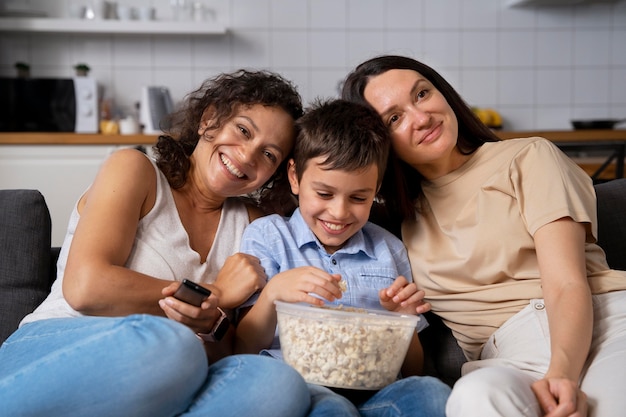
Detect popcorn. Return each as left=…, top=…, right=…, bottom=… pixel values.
left=275, top=301, right=418, bottom=390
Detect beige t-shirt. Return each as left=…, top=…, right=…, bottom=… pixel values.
left=403, top=137, right=626, bottom=360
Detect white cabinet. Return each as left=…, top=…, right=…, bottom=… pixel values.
left=0, top=17, right=227, bottom=35
left=0, top=145, right=148, bottom=246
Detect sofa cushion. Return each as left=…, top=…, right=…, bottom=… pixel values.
left=595, top=179, right=626, bottom=271
left=420, top=311, right=466, bottom=387
left=0, top=189, right=53, bottom=345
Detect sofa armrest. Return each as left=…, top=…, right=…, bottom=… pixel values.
left=0, top=189, right=54, bottom=345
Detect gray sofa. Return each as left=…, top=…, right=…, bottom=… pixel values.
left=1, top=180, right=625, bottom=386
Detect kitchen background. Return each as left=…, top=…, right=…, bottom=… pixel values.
left=1, top=0, right=625, bottom=130
left=1, top=0, right=626, bottom=245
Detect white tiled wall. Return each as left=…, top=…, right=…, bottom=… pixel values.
left=1, top=0, right=625, bottom=130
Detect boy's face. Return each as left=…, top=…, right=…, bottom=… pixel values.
left=288, top=156, right=379, bottom=254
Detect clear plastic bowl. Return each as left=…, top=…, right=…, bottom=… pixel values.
left=275, top=301, right=419, bottom=390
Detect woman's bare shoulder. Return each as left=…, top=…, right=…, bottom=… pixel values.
left=79, top=148, right=158, bottom=214
left=101, top=148, right=155, bottom=174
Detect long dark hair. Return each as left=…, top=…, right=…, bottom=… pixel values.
left=342, top=55, right=500, bottom=225
left=154, top=69, right=303, bottom=214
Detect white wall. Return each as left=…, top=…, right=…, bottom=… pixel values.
left=1, top=0, right=626, bottom=130
left=0, top=145, right=120, bottom=245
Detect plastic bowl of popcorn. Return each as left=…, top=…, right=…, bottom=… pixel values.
left=275, top=301, right=419, bottom=390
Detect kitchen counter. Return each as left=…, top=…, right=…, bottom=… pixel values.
left=0, top=132, right=159, bottom=145
left=1, top=129, right=625, bottom=145
left=495, top=129, right=626, bottom=142
left=1, top=129, right=624, bottom=179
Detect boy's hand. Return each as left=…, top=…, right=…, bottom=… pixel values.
left=379, top=276, right=431, bottom=315
left=263, top=266, right=343, bottom=306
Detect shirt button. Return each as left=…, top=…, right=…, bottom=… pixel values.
left=331, top=259, right=337, bottom=265
left=534, top=302, right=545, bottom=310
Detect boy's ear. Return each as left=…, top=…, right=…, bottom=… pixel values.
left=287, top=159, right=300, bottom=195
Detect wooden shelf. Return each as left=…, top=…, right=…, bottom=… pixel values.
left=496, top=129, right=626, bottom=142
left=0, top=17, right=227, bottom=35
left=2, top=129, right=625, bottom=146
left=0, top=132, right=158, bottom=145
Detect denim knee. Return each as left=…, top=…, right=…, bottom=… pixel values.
left=195, top=355, right=311, bottom=417
left=0, top=315, right=208, bottom=417
left=308, top=383, right=360, bottom=417
left=359, top=376, right=450, bottom=417
left=118, top=314, right=208, bottom=375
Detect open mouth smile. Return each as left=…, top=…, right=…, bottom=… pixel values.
left=220, top=154, right=245, bottom=178
left=322, top=221, right=348, bottom=232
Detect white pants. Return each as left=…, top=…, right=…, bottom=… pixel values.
left=446, top=291, right=626, bottom=417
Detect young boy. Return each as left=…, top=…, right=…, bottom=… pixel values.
left=236, top=99, right=450, bottom=417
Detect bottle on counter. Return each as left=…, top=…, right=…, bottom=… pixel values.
left=99, top=98, right=119, bottom=134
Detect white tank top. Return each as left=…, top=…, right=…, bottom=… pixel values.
left=21, top=155, right=250, bottom=325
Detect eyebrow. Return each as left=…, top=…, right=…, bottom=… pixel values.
left=237, top=115, right=286, bottom=157
left=410, top=79, right=425, bottom=100
left=310, top=180, right=375, bottom=194
left=238, top=115, right=259, bottom=132
left=380, top=78, right=427, bottom=118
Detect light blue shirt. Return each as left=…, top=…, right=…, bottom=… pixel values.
left=240, top=208, right=428, bottom=354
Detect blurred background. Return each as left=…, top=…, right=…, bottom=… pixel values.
left=1, top=0, right=625, bottom=131
left=1, top=0, right=625, bottom=245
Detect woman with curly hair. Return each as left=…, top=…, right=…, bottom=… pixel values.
left=0, top=70, right=310, bottom=417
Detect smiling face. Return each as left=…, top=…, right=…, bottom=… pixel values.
left=363, top=69, right=466, bottom=180
left=289, top=157, right=378, bottom=254
left=191, top=104, right=295, bottom=198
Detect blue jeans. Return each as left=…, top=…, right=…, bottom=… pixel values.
left=0, top=315, right=310, bottom=417
left=308, top=375, right=451, bottom=417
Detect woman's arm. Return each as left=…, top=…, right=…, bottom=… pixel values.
left=212, top=253, right=268, bottom=309
left=62, top=148, right=243, bottom=361
left=210, top=205, right=274, bottom=309
left=63, top=148, right=172, bottom=316
left=532, top=217, right=592, bottom=416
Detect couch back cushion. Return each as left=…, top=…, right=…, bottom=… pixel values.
left=0, top=189, right=53, bottom=345
left=595, top=179, right=626, bottom=271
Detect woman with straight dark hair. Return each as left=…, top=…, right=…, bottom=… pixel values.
left=342, top=55, right=626, bottom=417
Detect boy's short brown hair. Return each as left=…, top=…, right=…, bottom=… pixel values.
left=293, top=99, right=390, bottom=187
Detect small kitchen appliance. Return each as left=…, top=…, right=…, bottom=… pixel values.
left=0, top=77, right=99, bottom=133
left=140, top=86, right=174, bottom=134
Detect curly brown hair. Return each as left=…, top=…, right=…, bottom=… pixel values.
left=153, top=69, right=303, bottom=214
